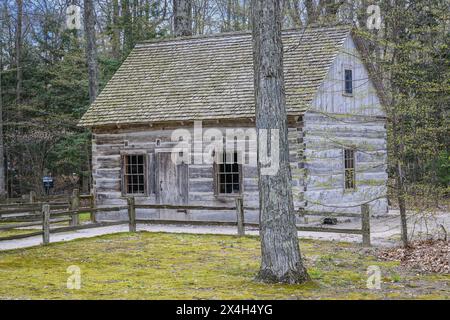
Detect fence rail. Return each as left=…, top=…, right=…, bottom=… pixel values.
left=0, top=190, right=372, bottom=247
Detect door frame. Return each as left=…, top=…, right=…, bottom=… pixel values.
left=154, top=150, right=189, bottom=205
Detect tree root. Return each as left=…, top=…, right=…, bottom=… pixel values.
left=256, top=267, right=310, bottom=284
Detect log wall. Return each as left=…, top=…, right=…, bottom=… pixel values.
left=302, top=34, right=388, bottom=214
left=92, top=120, right=305, bottom=221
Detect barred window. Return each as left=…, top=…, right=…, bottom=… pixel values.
left=215, top=152, right=241, bottom=195
left=123, top=154, right=146, bottom=195
left=344, top=149, right=356, bottom=190
left=344, top=69, right=353, bottom=95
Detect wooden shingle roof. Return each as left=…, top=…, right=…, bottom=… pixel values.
left=79, top=25, right=352, bottom=127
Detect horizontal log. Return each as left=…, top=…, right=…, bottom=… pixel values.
left=189, top=180, right=214, bottom=193
left=0, top=219, right=70, bottom=230
left=0, top=218, right=70, bottom=231
left=136, top=219, right=363, bottom=235
left=242, top=207, right=360, bottom=218
left=50, top=204, right=70, bottom=209
left=0, top=214, right=42, bottom=223
left=50, top=206, right=128, bottom=218
left=36, top=198, right=68, bottom=203
left=0, top=203, right=36, bottom=209
left=0, top=197, right=24, bottom=202
left=0, top=231, right=43, bottom=241
left=93, top=206, right=128, bottom=212
left=0, top=208, right=42, bottom=215
left=296, top=226, right=363, bottom=235
left=298, top=210, right=361, bottom=218
left=136, top=219, right=238, bottom=227
left=135, top=204, right=236, bottom=211
left=50, top=221, right=128, bottom=234
left=0, top=203, right=68, bottom=213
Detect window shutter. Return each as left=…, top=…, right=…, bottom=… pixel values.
left=148, top=153, right=156, bottom=194
left=120, top=154, right=126, bottom=196
left=213, top=162, right=218, bottom=196
left=238, top=163, right=243, bottom=194
left=177, top=162, right=189, bottom=204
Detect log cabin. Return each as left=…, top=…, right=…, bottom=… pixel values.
left=79, top=25, right=388, bottom=222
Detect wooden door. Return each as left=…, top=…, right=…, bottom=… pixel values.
left=156, top=152, right=188, bottom=219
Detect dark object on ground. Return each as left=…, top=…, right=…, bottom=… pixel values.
left=323, top=218, right=338, bottom=225
left=377, top=240, right=449, bottom=274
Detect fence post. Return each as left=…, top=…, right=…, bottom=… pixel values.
left=70, top=189, right=80, bottom=226
left=42, top=204, right=50, bottom=245
left=89, top=193, right=96, bottom=223
left=29, top=191, right=36, bottom=204
left=235, top=197, right=245, bottom=236
left=127, top=197, right=136, bottom=233
left=361, top=204, right=371, bottom=247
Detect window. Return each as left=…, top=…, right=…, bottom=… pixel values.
left=344, top=149, right=356, bottom=190
left=123, top=154, right=146, bottom=195
left=215, top=152, right=241, bottom=195
left=344, top=69, right=353, bottom=95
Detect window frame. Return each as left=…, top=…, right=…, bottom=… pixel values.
left=343, top=67, right=354, bottom=96
left=213, top=151, right=243, bottom=197
left=343, top=148, right=356, bottom=191
left=121, top=153, right=149, bottom=197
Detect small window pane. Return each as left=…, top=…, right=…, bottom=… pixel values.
left=216, top=152, right=241, bottom=195
left=345, top=69, right=353, bottom=94
left=344, top=149, right=355, bottom=190
left=124, top=154, right=146, bottom=195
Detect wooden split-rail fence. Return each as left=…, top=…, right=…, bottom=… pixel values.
left=0, top=190, right=372, bottom=247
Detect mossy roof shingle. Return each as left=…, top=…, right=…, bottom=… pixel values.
left=79, top=25, right=351, bottom=127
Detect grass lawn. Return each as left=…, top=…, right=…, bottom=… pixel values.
left=0, top=232, right=448, bottom=300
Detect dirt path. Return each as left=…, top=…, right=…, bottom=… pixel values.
left=0, top=210, right=448, bottom=251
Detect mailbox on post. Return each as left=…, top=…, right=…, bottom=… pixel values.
left=42, top=176, right=54, bottom=195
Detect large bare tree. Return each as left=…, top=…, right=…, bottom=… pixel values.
left=173, top=0, right=192, bottom=36
left=251, top=0, right=309, bottom=284
left=111, top=0, right=121, bottom=60
left=0, top=14, right=5, bottom=198
left=15, top=0, right=23, bottom=104
left=84, top=0, right=99, bottom=103
left=83, top=0, right=99, bottom=193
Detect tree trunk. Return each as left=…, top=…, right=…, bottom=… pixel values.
left=305, top=0, right=316, bottom=24
left=122, top=0, right=134, bottom=53
left=324, top=0, right=344, bottom=21
left=173, top=0, right=192, bottom=37
left=111, top=0, right=121, bottom=59
left=285, top=0, right=302, bottom=28
left=84, top=0, right=99, bottom=103
left=251, top=0, right=309, bottom=284
left=396, top=161, right=408, bottom=247
left=0, top=26, right=5, bottom=199
left=226, top=0, right=232, bottom=31
left=15, top=0, right=23, bottom=104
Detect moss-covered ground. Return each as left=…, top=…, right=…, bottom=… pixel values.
left=0, top=232, right=448, bottom=299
